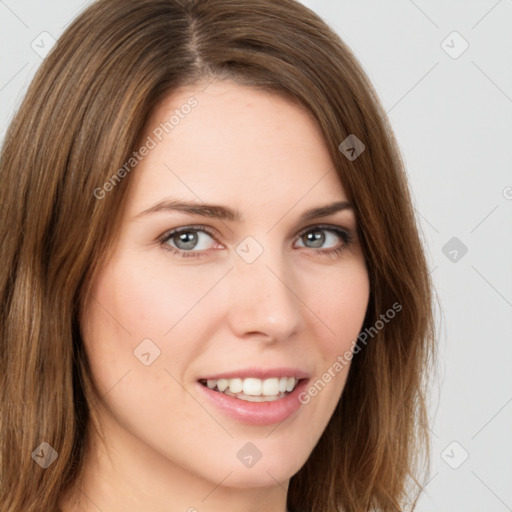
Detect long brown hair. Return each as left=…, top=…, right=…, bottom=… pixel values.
left=0, top=1, right=435, bottom=510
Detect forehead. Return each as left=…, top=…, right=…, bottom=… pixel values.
left=126, top=80, right=347, bottom=216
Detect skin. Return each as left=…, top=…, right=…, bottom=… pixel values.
left=60, top=80, right=370, bottom=512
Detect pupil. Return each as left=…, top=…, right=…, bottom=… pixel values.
left=175, top=231, right=198, bottom=250
left=305, top=230, right=324, bottom=248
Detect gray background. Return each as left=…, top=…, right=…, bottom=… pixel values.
left=1, top=1, right=511, bottom=510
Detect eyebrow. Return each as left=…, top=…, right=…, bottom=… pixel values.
left=135, top=198, right=353, bottom=222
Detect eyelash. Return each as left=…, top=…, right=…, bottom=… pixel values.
left=158, top=224, right=352, bottom=259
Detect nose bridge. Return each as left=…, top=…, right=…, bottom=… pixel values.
left=227, top=239, right=302, bottom=339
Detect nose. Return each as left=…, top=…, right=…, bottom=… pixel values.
left=226, top=249, right=303, bottom=342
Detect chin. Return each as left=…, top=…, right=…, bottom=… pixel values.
left=216, top=453, right=307, bottom=489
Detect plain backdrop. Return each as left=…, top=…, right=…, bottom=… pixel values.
left=1, top=1, right=511, bottom=511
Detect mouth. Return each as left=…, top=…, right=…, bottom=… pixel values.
left=198, top=376, right=304, bottom=403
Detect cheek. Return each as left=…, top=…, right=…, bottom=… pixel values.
left=287, top=259, right=369, bottom=451
left=313, top=259, right=370, bottom=354
left=86, top=252, right=209, bottom=333
left=79, top=252, right=227, bottom=386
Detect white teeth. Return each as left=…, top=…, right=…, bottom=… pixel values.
left=217, top=378, right=229, bottom=392
left=222, top=388, right=283, bottom=402
left=202, top=376, right=299, bottom=399
left=243, top=378, right=262, bottom=396
left=228, top=378, right=243, bottom=394
left=262, top=378, right=280, bottom=395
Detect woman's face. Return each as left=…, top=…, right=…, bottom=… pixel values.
left=81, top=80, right=370, bottom=500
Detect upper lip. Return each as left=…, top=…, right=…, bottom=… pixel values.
left=198, top=367, right=311, bottom=381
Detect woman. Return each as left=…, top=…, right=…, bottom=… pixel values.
left=0, top=0, right=435, bottom=511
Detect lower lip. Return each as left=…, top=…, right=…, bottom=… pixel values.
left=196, top=379, right=309, bottom=426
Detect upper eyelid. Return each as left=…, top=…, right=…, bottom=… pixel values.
left=159, top=224, right=218, bottom=241
left=296, top=223, right=349, bottom=236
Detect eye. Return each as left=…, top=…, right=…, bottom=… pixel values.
left=159, top=226, right=219, bottom=257
left=295, top=225, right=351, bottom=254
left=158, top=224, right=352, bottom=259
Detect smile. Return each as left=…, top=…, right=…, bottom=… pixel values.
left=198, top=376, right=300, bottom=402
